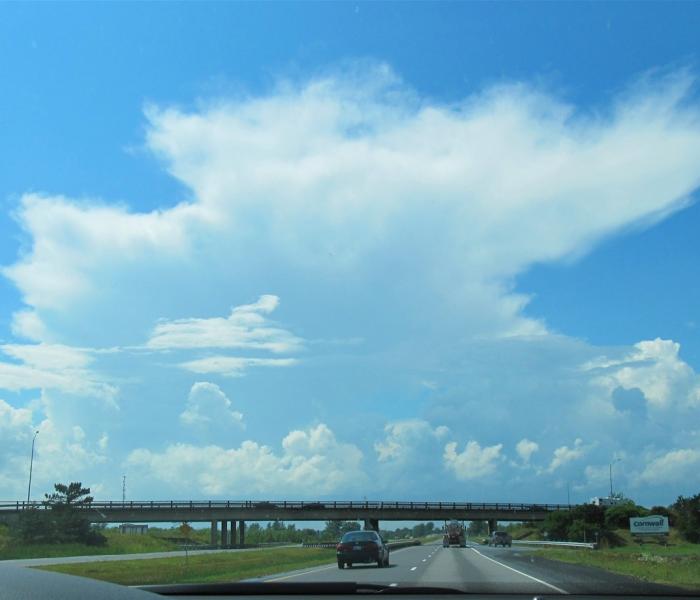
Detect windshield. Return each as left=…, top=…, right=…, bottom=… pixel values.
left=341, top=532, right=379, bottom=542
left=0, top=1, right=699, bottom=596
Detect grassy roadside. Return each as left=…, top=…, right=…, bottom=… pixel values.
left=36, top=546, right=336, bottom=585
left=533, top=544, right=700, bottom=591
left=0, top=527, right=181, bottom=560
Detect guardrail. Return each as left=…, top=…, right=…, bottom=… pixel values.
left=178, top=542, right=292, bottom=551
left=0, top=500, right=573, bottom=512
left=302, top=539, right=421, bottom=550
left=513, top=540, right=596, bottom=549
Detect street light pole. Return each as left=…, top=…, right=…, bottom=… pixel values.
left=27, top=430, right=39, bottom=504
left=609, top=458, right=621, bottom=497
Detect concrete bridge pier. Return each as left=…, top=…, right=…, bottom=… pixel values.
left=239, top=520, right=246, bottom=546
left=210, top=521, right=217, bottom=546
left=221, top=520, right=228, bottom=548
left=364, top=518, right=379, bottom=532
left=487, top=519, right=497, bottom=535
left=230, top=520, right=237, bottom=547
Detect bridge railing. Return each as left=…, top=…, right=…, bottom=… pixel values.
left=0, top=500, right=573, bottom=512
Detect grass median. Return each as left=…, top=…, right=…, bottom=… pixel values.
left=36, top=546, right=337, bottom=585
left=533, top=542, right=700, bottom=591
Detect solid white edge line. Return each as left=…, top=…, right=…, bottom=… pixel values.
left=266, top=543, right=422, bottom=582
left=470, top=548, right=569, bottom=595
left=266, top=564, right=338, bottom=581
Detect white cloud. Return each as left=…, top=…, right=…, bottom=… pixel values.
left=11, top=310, right=48, bottom=342
left=585, top=338, right=700, bottom=410
left=515, top=438, right=539, bottom=464
left=179, top=356, right=299, bottom=377
left=1, top=343, right=93, bottom=370
left=0, top=396, right=110, bottom=498
left=147, top=295, right=303, bottom=353
left=443, top=440, right=503, bottom=480
left=546, top=438, right=587, bottom=473
left=72, top=425, right=86, bottom=442
left=126, top=423, right=365, bottom=495
left=581, top=464, right=610, bottom=491
left=637, top=448, right=700, bottom=485
left=0, top=403, right=34, bottom=496
left=180, top=381, right=243, bottom=427
left=0, top=344, right=117, bottom=404
left=2, top=65, right=700, bottom=503
left=0, top=398, right=33, bottom=437
left=374, top=419, right=449, bottom=463
left=3, top=194, right=195, bottom=312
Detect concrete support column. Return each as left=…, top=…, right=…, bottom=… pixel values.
left=230, top=520, right=237, bottom=547
left=221, top=520, right=228, bottom=548
left=487, top=519, right=497, bottom=535
left=239, top=520, right=245, bottom=546
left=210, top=521, right=217, bottom=546
left=364, top=518, right=379, bottom=531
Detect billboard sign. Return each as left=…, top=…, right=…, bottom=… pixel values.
left=629, top=515, right=669, bottom=535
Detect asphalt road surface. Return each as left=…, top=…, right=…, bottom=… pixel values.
left=258, top=542, right=683, bottom=595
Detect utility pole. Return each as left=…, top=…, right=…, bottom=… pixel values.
left=26, top=430, right=39, bottom=504
left=567, top=481, right=571, bottom=506
left=122, top=475, right=126, bottom=503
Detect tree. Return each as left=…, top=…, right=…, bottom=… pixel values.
left=13, top=482, right=105, bottom=546
left=15, top=508, right=52, bottom=544
left=541, top=511, right=573, bottom=540
left=604, top=502, right=648, bottom=529
left=467, top=521, right=487, bottom=536
left=179, top=522, right=194, bottom=540
left=649, top=505, right=673, bottom=524
left=44, top=482, right=97, bottom=543
left=672, top=494, right=700, bottom=543
left=48, top=482, right=104, bottom=545
left=566, top=519, right=588, bottom=542
left=44, top=482, right=94, bottom=507
left=322, top=521, right=360, bottom=540
left=570, top=503, right=605, bottom=529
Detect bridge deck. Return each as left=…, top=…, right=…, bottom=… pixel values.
left=0, top=500, right=572, bottom=524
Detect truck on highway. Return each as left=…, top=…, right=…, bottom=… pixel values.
left=589, top=496, right=625, bottom=507
left=442, top=520, right=466, bottom=547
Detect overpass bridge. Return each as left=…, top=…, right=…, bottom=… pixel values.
left=0, top=500, right=572, bottom=547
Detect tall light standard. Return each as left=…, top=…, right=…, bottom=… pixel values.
left=609, top=457, right=622, bottom=497
left=27, top=430, right=39, bottom=505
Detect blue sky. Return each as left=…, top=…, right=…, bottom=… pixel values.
left=1, top=2, right=700, bottom=507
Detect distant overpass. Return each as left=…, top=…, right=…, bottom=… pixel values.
left=0, top=500, right=573, bottom=546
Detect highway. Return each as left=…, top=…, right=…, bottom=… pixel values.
left=257, top=541, right=682, bottom=595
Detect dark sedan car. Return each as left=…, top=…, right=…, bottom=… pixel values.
left=336, top=530, right=390, bottom=568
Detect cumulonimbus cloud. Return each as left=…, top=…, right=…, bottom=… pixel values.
left=4, top=65, right=700, bottom=345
